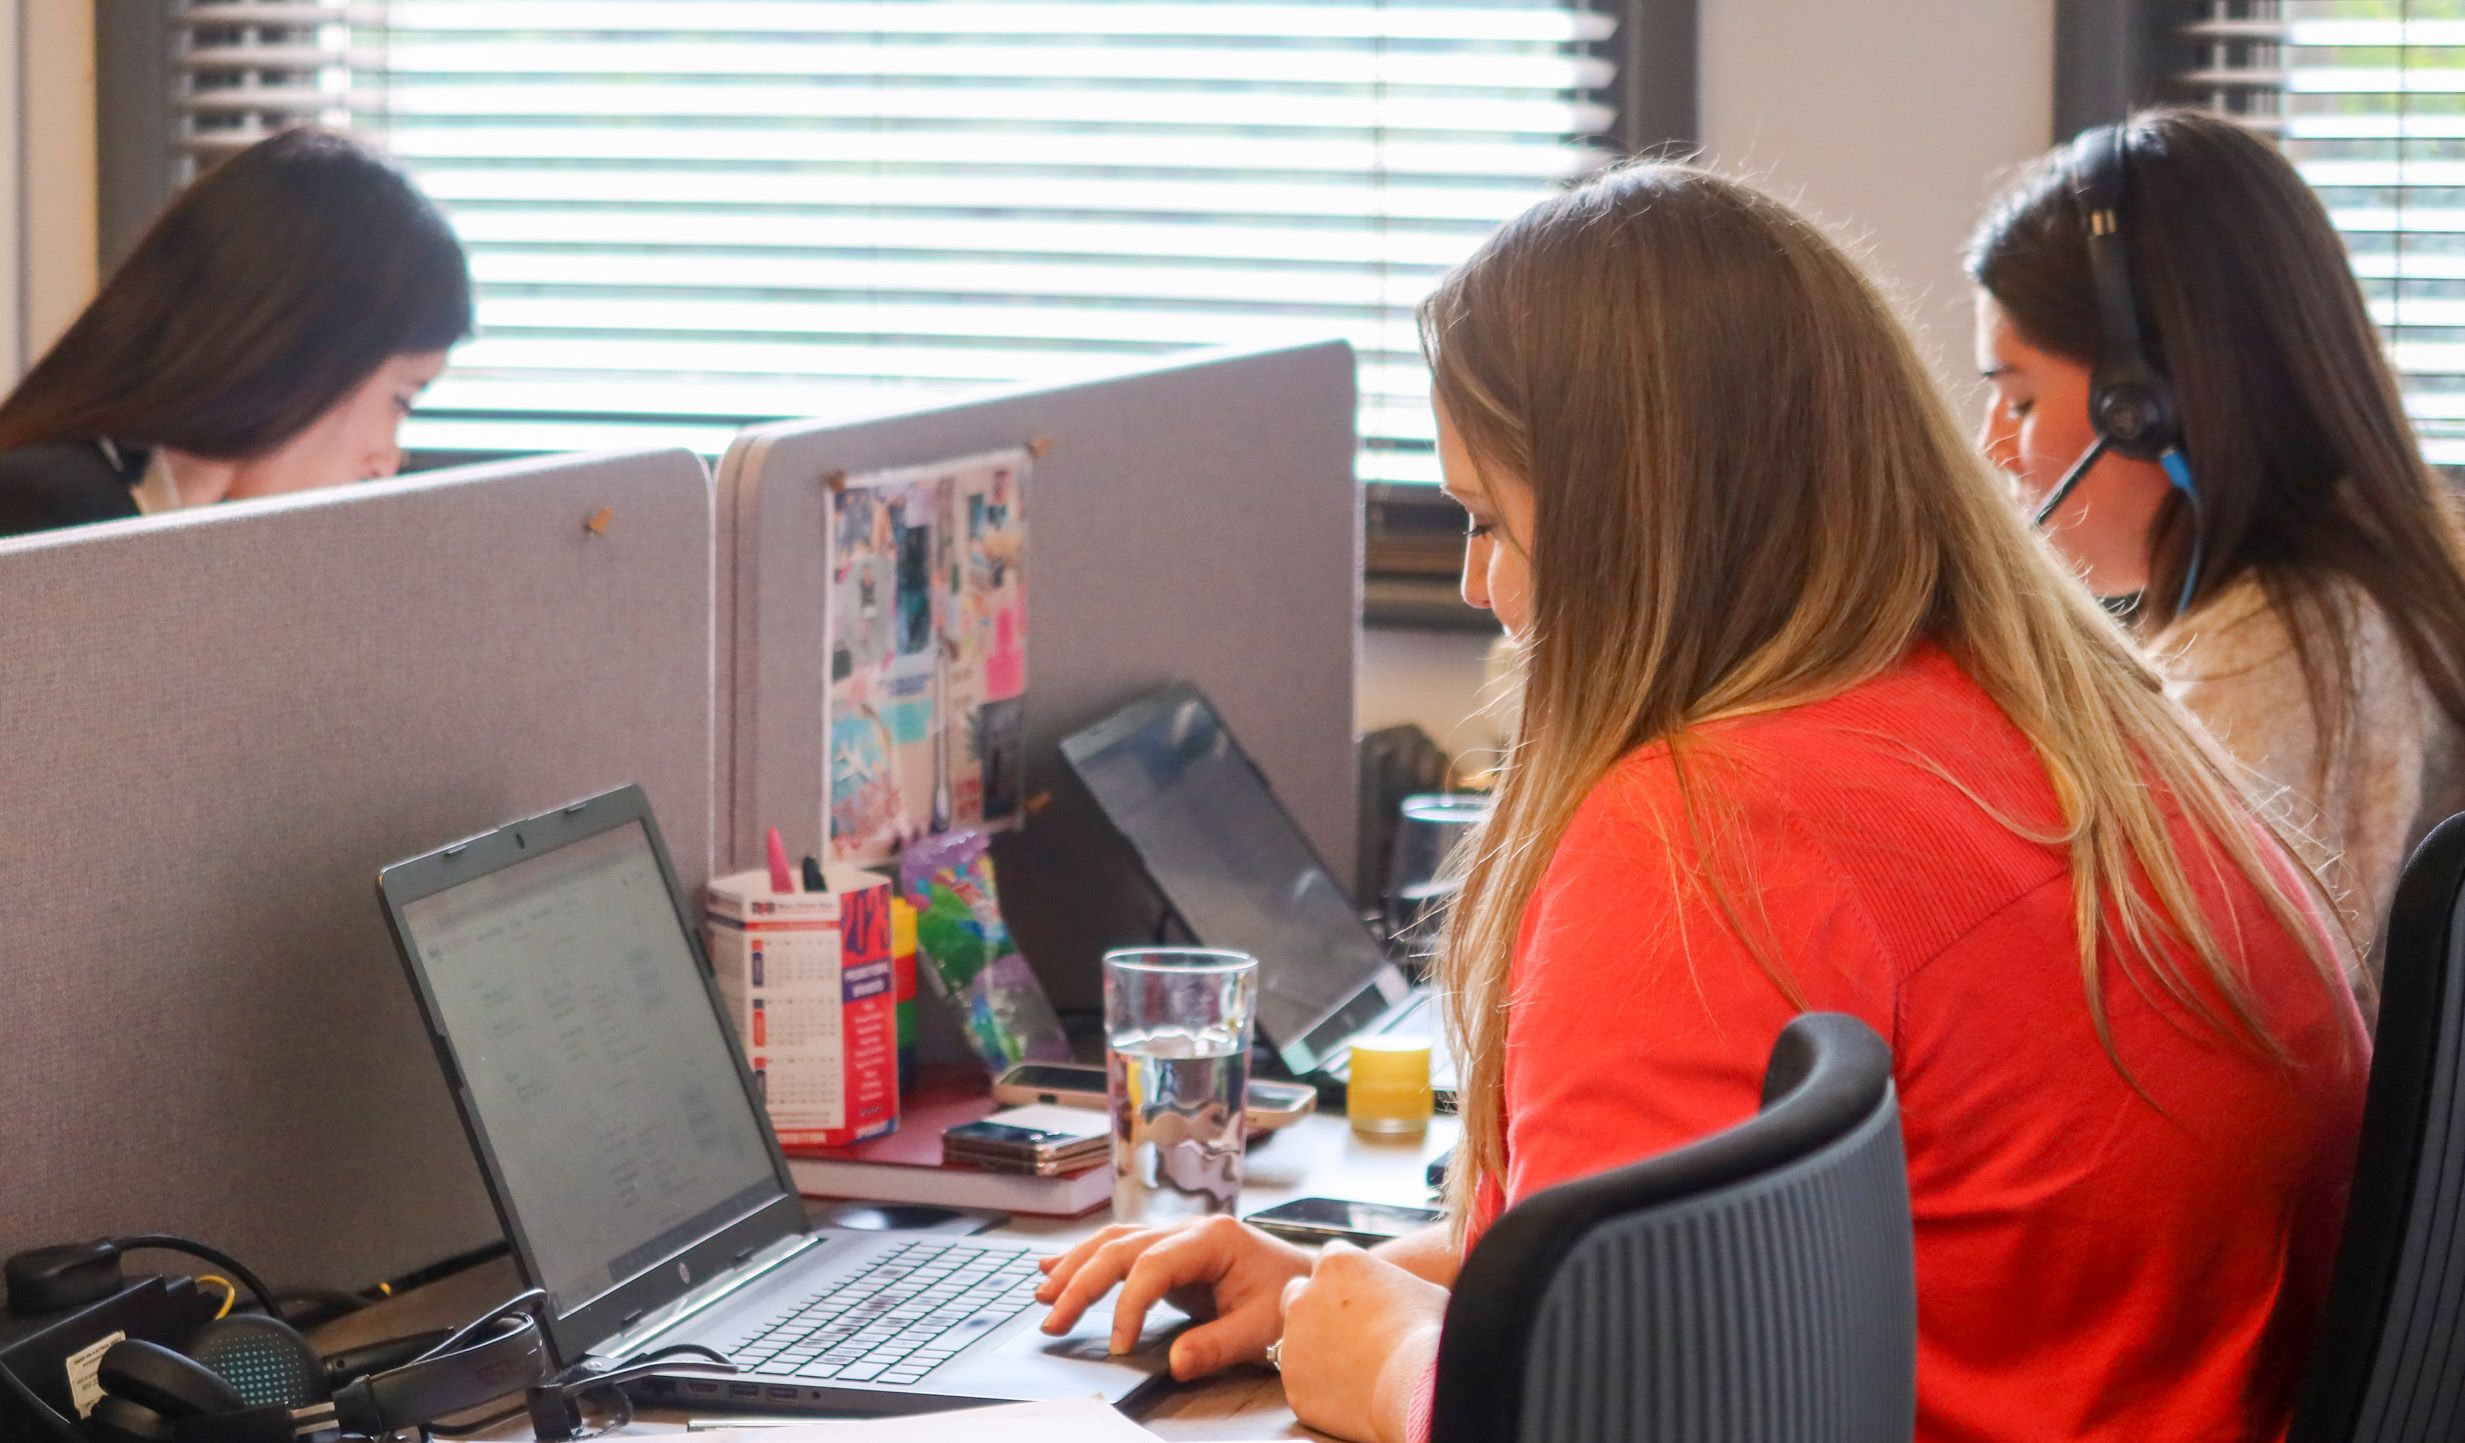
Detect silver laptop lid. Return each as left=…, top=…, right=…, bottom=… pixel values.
left=376, top=786, right=810, bottom=1366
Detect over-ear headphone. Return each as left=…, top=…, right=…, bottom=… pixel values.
left=2074, top=125, right=2181, bottom=464
left=79, top=1310, right=548, bottom=1443
left=2032, top=121, right=2207, bottom=614
left=1, top=1235, right=551, bottom=1443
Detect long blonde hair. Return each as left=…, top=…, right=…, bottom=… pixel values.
left=1425, top=162, right=2347, bottom=1232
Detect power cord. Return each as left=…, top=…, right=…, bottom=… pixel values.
left=107, top=1235, right=280, bottom=1320
left=523, top=1345, right=738, bottom=1442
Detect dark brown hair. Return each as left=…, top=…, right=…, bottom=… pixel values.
left=1967, top=107, right=2465, bottom=759
left=0, top=126, right=470, bottom=457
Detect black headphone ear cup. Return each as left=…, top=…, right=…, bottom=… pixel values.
left=80, top=1393, right=176, bottom=1443
left=183, top=1315, right=327, bottom=1408
left=93, top=1341, right=245, bottom=1420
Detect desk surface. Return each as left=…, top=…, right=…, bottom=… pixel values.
left=316, top=1111, right=1458, bottom=1441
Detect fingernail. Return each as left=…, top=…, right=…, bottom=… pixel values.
left=1110, top=1332, right=1130, bottom=1355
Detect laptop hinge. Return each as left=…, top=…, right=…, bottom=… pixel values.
left=593, top=1234, right=818, bottom=1361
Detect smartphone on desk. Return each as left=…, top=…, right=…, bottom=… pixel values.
left=1245, top=1197, right=1446, bottom=1248
left=943, top=1107, right=1112, bottom=1176
left=992, top=1061, right=1318, bottom=1131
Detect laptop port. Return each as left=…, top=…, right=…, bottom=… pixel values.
left=729, top=1384, right=761, bottom=1398
left=767, top=1387, right=799, bottom=1400
left=686, top=1382, right=721, bottom=1396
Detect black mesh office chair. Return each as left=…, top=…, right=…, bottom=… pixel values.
left=2291, top=811, right=2465, bottom=1441
left=1428, top=1012, right=1914, bottom=1443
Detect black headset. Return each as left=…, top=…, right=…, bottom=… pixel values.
left=2031, top=121, right=2208, bottom=615
left=79, top=1309, right=548, bottom=1443
left=2, top=1237, right=550, bottom=1443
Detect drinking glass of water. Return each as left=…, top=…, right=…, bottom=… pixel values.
left=1382, top=793, right=1493, bottom=963
left=1103, top=947, right=1259, bottom=1226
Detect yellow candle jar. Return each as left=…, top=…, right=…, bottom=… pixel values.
left=1347, top=1035, right=1434, bottom=1135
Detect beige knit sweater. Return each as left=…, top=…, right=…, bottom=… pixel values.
left=2155, top=576, right=2465, bottom=1014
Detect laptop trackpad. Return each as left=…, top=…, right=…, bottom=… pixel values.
left=968, top=1298, right=1179, bottom=1396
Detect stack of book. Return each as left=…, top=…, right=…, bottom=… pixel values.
left=783, top=1070, right=1112, bottom=1217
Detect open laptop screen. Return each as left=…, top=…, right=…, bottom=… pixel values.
left=396, top=820, right=783, bottom=1316
left=1062, top=689, right=1395, bottom=1060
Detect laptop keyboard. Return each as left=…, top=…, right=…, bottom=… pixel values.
left=724, top=1241, right=1044, bottom=1387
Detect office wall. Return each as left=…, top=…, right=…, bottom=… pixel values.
left=1697, top=0, right=2057, bottom=405
left=0, top=1, right=18, bottom=379
left=0, top=0, right=97, bottom=385
left=2, top=0, right=96, bottom=381
left=1360, top=627, right=1501, bottom=769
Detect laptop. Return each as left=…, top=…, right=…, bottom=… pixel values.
left=1059, top=684, right=1459, bottom=1100
left=374, top=786, right=1172, bottom=1417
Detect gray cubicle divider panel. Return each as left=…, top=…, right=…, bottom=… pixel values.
left=719, top=341, right=1361, bottom=1016
left=0, top=448, right=717, bottom=1291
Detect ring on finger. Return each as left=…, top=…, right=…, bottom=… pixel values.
left=1264, top=1337, right=1284, bottom=1371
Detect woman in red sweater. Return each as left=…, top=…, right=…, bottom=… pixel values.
left=1038, top=163, right=2368, bottom=1443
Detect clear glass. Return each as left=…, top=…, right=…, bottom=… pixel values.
left=1381, top=793, right=1493, bottom=963
left=1103, top=947, right=1259, bottom=1225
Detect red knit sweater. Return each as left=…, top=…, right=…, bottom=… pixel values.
left=1438, top=643, right=2367, bottom=1442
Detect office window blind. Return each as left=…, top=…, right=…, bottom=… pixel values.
left=172, top=1, right=1619, bottom=483
left=2177, top=1, right=2465, bottom=464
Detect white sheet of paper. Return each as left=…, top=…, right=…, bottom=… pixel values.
left=685, top=1397, right=1160, bottom=1440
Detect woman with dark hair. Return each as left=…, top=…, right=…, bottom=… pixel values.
left=0, top=126, right=471, bottom=539
left=1970, top=107, right=2465, bottom=1013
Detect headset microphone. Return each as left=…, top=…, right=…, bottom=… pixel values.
left=2041, top=122, right=2206, bottom=617
left=2031, top=435, right=2108, bottom=529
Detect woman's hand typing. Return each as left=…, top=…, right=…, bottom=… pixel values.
left=1035, top=1215, right=1313, bottom=1380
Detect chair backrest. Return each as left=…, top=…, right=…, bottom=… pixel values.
left=1429, top=1012, right=1914, bottom=1443
left=2292, top=811, right=2465, bottom=1442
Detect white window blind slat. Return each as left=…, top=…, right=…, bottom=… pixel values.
left=2177, top=2, right=2465, bottom=460
left=373, top=128, right=1601, bottom=178
left=172, top=0, right=1619, bottom=484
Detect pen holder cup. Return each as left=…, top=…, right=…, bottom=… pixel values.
left=706, top=865, right=900, bottom=1148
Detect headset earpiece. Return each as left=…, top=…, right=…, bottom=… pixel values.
left=92, top=1342, right=246, bottom=1421
left=80, top=1394, right=178, bottom=1443
left=81, top=1331, right=322, bottom=1443
left=2086, top=365, right=2178, bottom=460
left=78, top=1341, right=286, bottom=1443
left=183, top=1316, right=327, bottom=1409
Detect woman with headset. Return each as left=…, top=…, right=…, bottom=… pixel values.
left=1037, top=161, right=2364, bottom=1443
left=1970, top=108, right=2465, bottom=1014
left=0, top=126, right=470, bottom=539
